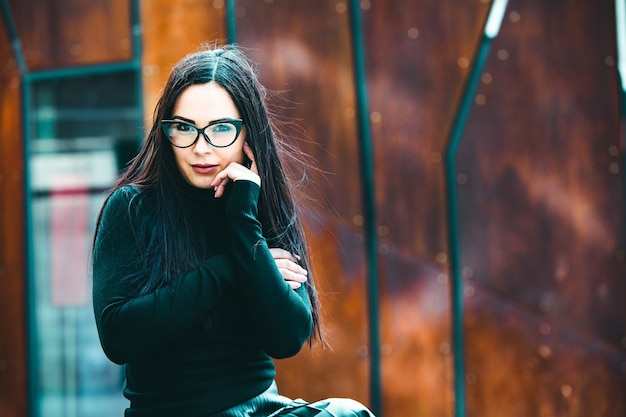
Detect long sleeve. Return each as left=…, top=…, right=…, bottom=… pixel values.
left=225, top=181, right=313, bottom=359
left=92, top=187, right=236, bottom=365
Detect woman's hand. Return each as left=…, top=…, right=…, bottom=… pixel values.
left=212, top=142, right=260, bottom=198
left=269, top=248, right=308, bottom=290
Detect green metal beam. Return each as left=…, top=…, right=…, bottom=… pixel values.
left=444, top=1, right=508, bottom=417
left=25, top=61, right=139, bottom=81
left=227, top=0, right=237, bottom=44
left=348, top=1, right=381, bottom=416
left=131, top=0, right=145, bottom=145
left=0, top=0, right=27, bottom=73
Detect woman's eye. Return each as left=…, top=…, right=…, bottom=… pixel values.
left=172, top=123, right=196, bottom=135
left=211, top=123, right=233, bottom=134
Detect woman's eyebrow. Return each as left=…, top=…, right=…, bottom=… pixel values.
left=171, top=115, right=196, bottom=124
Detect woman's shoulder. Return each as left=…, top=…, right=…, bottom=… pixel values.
left=106, top=184, right=140, bottom=206
left=102, top=184, right=149, bottom=217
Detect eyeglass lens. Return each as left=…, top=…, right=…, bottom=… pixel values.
left=162, top=120, right=241, bottom=148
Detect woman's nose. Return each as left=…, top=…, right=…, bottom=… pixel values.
left=193, top=133, right=213, bottom=154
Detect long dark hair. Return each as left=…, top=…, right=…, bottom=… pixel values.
left=94, top=45, right=323, bottom=345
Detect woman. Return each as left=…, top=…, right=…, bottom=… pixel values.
left=92, top=45, right=375, bottom=416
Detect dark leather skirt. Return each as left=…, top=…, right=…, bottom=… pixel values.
left=211, top=381, right=375, bottom=417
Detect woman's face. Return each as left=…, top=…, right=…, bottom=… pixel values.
left=169, top=82, right=246, bottom=189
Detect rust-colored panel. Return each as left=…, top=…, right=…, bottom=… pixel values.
left=364, top=0, right=491, bottom=260
left=140, top=0, right=227, bottom=127
left=276, top=222, right=370, bottom=400
left=457, top=0, right=626, bottom=415
left=235, top=0, right=370, bottom=407
left=236, top=0, right=362, bottom=220
left=0, top=26, right=27, bottom=417
left=465, top=290, right=626, bottom=417
left=7, top=0, right=132, bottom=70
left=362, top=0, right=491, bottom=415
left=377, top=250, right=453, bottom=416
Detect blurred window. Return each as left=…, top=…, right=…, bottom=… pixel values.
left=29, top=71, right=140, bottom=417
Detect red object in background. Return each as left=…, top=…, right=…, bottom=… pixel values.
left=50, top=177, right=90, bottom=307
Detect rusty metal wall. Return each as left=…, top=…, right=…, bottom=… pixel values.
left=458, top=1, right=626, bottom=416
left=0, top=1, right=624, bottom=416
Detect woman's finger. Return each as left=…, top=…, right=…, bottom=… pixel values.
left=269, top=248, right=297, bottom=262
left=275, top=261, right=307, bottom=281
left=287, top=280, right=302, bottom=290
left=212, top=181, right=226, bottom=198
left=277, top=266, right=307, bottom=282
left=270, top=249, right=307, bottom=276
left=270, top=247, right=307, bottom=290
left=212, top=162, right=260, bottom=198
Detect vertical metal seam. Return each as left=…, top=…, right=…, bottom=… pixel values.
left=348, top=1, right=381, bottom=416
left=23, top=69, right=37, bottom=417
left=444, top=1, right=508, bottom=416
left=0, top=0, right=27, bottom=73
left=131, top=0, right=145, bottom=144
left=227, top=0, right=237, bottom=44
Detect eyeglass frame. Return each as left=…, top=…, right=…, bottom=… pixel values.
left=161, top=118, right=245, bottom=148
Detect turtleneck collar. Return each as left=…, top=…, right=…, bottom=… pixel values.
left=178, top=177, right=233, bottom=215
left=180, top=178, right=216, bottom=202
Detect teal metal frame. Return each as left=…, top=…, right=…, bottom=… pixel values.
left=227, top=0, right=237, bottom=44
left=0, top=0, right=143, bottom=415
left=444, top=1, right=508, bottom=417
left=348, top=1, right=382, bottom=416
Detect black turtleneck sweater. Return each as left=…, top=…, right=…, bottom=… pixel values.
left=92, top=180, right=313, bottom=416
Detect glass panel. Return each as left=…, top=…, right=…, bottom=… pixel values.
left=29, top=71, right=140, bottom=417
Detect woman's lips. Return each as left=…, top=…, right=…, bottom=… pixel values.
left=192, top=164, right=218, bottom=174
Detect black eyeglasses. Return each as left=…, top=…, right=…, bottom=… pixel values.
left=161, top=118, right=244, bottom=148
